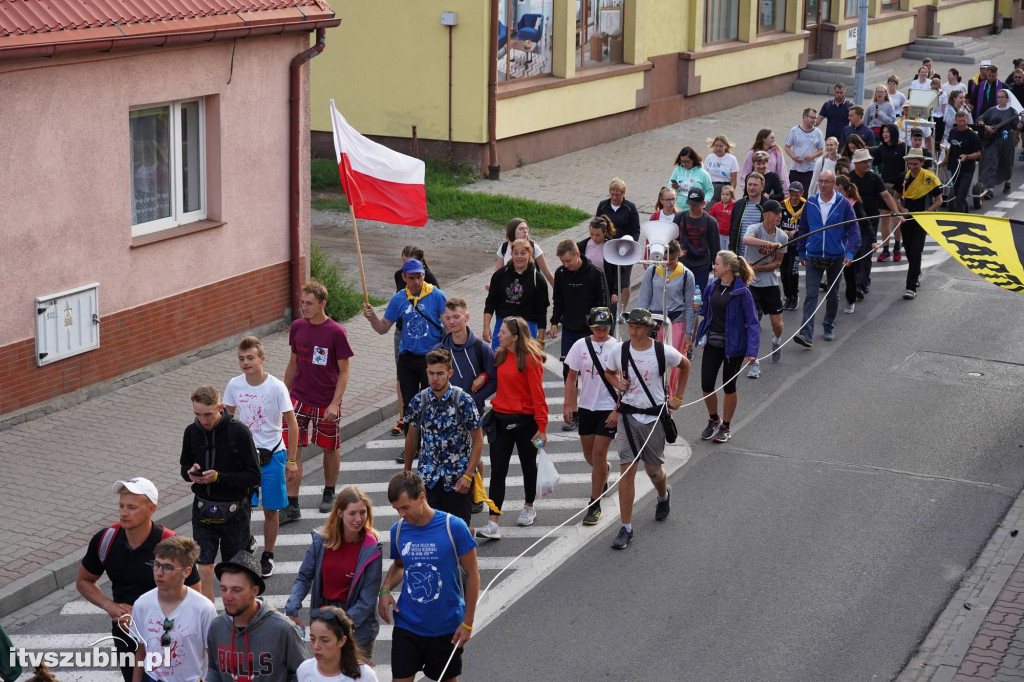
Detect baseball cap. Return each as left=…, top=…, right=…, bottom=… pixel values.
left=789, top=181, right=804, bottom=193
left=620, top=308, right=655, bottom=327
left=686, top=187, right=705, bottom=204
left=401, top=258, right=425, bottom=274
left=587, top=307, right=614, bottom=328
left=762, top=200, right=783, bottom=214
left=113, top=477, right=159, bottom=504
left=910, top=127, right=924, bottom=137
left=980, top=59, right=991, bottom=68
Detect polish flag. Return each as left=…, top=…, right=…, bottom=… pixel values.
left=330, top=100, right=428, bottom=227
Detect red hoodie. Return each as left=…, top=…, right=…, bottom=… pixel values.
left=491, top=353, right=548, bottom=433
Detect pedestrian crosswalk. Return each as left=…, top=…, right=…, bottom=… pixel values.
left=9, top=367, right=691, bottom=682
left=869, top=235, right=948, bottom=274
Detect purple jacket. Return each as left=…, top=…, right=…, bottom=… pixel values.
left=696, top=277, right=760, bottom=359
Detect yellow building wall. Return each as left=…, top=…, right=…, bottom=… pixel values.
left=495, top=70, right=645, bottom=139
left=310, top=0, right=490, bottom=143
left=693, top=38, right=807, bottom=91
left=630, top=0, right=691, bottom=62
left=935, top=0, right=995, bottom=32
left=838, top=14, right=916, bottom=59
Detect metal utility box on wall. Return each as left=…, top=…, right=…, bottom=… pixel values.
left=35, top=283, right=100, bottom=366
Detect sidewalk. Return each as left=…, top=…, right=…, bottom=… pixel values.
left=1, top=27, right=1021, bottom=619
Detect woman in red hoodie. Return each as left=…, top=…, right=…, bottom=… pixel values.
left=477, top=316, right=548, bottom=540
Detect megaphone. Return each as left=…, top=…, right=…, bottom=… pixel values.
left=640, top=221, right=679, bottom=262
left=604, top=235, right=643, bottom=266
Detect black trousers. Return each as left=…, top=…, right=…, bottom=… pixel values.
left=781, top=249, right=799, bottom=300
left=397, top=352, right=429, bottom=416
left=487, top=412, right=538, bottom=510
left=843, top=248, right=873, bottom=303
left=902, top=221, right=927, bottom=291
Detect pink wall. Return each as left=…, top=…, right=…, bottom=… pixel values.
left=0, top=34, right=312, bottom=347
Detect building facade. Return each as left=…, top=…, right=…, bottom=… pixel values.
left=310, top=0, right=1011, bottom=170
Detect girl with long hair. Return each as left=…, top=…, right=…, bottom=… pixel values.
left=865, top=85, right=896, bottom=137
left=650, top=186, right=680, bottom=222
left=477, top=316, right=548, bottom=540
left=577, top=215, right=620, bottom=309
left=705, top=134, right=740, bottom=203
left=286, top=487, right=382, bottom=660
left=841, top=133, right=868, bottom=163
left=669, top=146, right=714, bottom=200
left=835, top=175, right=874, bottom=313
left=493, top=218, right=555, bottom=286
left=483, top=239, right=550, bottom=350
left=695, top=251, right=759, bottom=444
left=298, top=606, right=377, bottom=681
left=637, top=239, right=695, bottom=387
left=740, top=129, right=789, bottom=193
left=809, top=136, right=840, bottom=195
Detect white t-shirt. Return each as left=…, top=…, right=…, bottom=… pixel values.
left=704, top=152, right=740, bottom=185
left=222, top=373, right=292, bottom=450
left=130, top=588, right=216, bottom=682
left=565, top=336, right=621, bottom=412
left=585, top=239, right=604, bottom=267
left=604, top=341, right=684, bottom=424
left=297, top=659, right=378, bottom=682
left=498, top=240, right=544, bottom=265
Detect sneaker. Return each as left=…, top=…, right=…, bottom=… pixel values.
left=472, top=501, right=484, bottom=514
left=476, top=520, right=502, bottom=540
left=561, top=419, right=578, bottom=432
left=823, top=329, right=835, bottom=342
left=395, top=452, right=419, bottom=464
left=794, top=334, right=813, bottom=348
left=582, top=505, right=602, bottom=526
left=390, top=419, right=405, bottom=437
left=517, top=505, right=537, bottom=527
left=903, top=289, right=917, bottom=300
left=819, top=280, right=827, bottom=291
left=260, top=552, right=275, bottom=578
left=279, top=504, right=301, bottom=525
left=747, top=360, right=760, bottom=379
left=1003, top=183, right=1012, bottom=195
left=247, top=535, right=258, bottom=554
left=771, top=338, right=781, bottom=363
left=856, top=287, right=865, bottom=301
left=700, top=417, right=721, bottom=441
left=862, top=285, right=870, bottom=295
left=877, top=251, right=889, bottom=262
left=318, top=488, right=335, bottom=513
left=713, top=425, right=731, bottom=443
left=844, top=303, right=855, bottom=314
left=655, top=487, right=671, bottom=522
left=893, top=251, right=902, bottom=262
left=611, top=526, right=633, bottom=549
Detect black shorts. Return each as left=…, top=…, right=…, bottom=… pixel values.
left=750, top=284, right=784, bottom=316
left=577, top=408, right=616, bottom=438
left=392, top=626, right=463, bottom=681
left=425, top=482, right=472, bottom=528
left=191, top=498, right=251, bottom=565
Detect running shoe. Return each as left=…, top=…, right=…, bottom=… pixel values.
left=1004, top=183, right=1012, bottom=195
left=390, top=420, right=405, bottom=437
left=395, top=452, right=418, bottom=464
left=561, top=418, right=578, bottom=432
left=279, top=504, right=301, bottom=525
left=893, top=251, right=902, bottom=262
left=856, top=287, right=865, bottom=301
left=582, top=505, right=602, bottom=526
left=823, top=329, right=835, bottom=342
left=903, top=289, right=917, bottom=300
left=517, top=505, right=537, bottom=526
left=794, top=334, right=813, bottom=348
left=655, top=487, right=671, bottom=522
left=476, top=521, right=502, bottom=540
left=472, top=501, right=484, bottom=514
left=260, top=552, right=275, bottom=578
left=700, top=417, right=721, bottom=441
left=247, top=535, right=258, bottom=554
left=771, top=338, right=781, bottom=363
left=713, top=426, right=731, bottom=443
left=844, top=303, right=855, bottom=314
left=877, top=251, right=889, bottom=262
left=318, top=488, right=335, bottom=513
left=611, top=526, right=633, bottom=549
left=747, top=360, right=760, bottom=379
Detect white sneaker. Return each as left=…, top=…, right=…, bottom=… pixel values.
left=517, top=505, right=537, bottom=526
left=476, top=521, right=501, bottom=540
left=844, top=303, right=855, bottom=314
left=747, top=360, right=760, bottom=379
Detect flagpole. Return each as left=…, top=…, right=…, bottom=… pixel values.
left=348, top=205, right=370, bottom=305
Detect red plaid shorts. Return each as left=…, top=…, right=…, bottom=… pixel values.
left=283, top=399, right=342, bottom=451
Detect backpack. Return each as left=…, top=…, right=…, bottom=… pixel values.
left=620, top=341, right=678, bottom=444
left=394, top=513, right=466, bottom=595
left=98, top=523, right=175, bottom=565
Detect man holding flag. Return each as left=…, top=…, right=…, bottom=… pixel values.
left=894, top=149, right=944, bottom=300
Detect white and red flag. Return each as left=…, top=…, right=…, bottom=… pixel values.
left=330, top=100, right=428, bottom=227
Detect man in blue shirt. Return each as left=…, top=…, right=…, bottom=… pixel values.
left=403, top=349, right=484, bottom=529
left=364, top=259, right=447, bottom=434
left=379, top=472, right=480, bottom=682
left=815, top=83, right=853, bottom=142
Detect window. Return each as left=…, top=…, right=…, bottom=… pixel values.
left=130, top=99, right=206, bottom=236
left=758, top=0, right=787, bottom=32
left=705, top=0, right=739, bottom=44
left=576, top=0, right=625, bottom=69
left=880, top=0, right=900, bottom=9
left=804, top=0, right=830, bottom=26
left=845, top=0, right=859, bottom=17
left=498, top=0, right=553, bottom=82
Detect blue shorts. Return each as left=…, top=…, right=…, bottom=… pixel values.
left=252, top=449, right=288, bottom=511
left=492, top=316, right=539, bottom=351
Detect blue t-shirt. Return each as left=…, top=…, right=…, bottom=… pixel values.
left=384, top=288, right=447, bottom=355
left=390, top=511, right=477, bottom=637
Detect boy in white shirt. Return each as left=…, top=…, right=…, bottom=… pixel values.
left=223, top=336, right=300, bottom=579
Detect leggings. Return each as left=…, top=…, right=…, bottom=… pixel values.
left=700, top=343, right=742, bottom=395
left=488, top=412, right=539, bottom=510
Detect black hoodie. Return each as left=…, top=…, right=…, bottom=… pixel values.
left=870, top=123, right=906, bottom=185
left=551, top=255, right=609, bottom=333
left=180, top=408, right=261, bottom=502
left=484, top=262, right=549, bottom=329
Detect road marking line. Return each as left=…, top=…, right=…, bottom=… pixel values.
left=297, top=473, right=616, bottom=496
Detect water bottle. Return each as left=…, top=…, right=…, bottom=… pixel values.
left=689, top=288, right=702, bottom=360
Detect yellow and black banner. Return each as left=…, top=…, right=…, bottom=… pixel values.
left=911, top=212, right=1024, bottom=293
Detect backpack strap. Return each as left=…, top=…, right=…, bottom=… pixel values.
left=586, top=337, right=619, bottom=402
left=624, top=341, right=664, bottom=411
left=98, top=524, right=122, bottom=565
left=395, top=518, right=403, bottom=553
left=445, top=514, right=466, bottom=596
left=500, top=241, right=509, bottom=258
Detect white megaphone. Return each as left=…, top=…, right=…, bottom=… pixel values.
left=603, top=235, right=644, bottom=266
left=640, top=221, right=679, bottom=262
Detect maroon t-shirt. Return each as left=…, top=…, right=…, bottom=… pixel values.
left=289, top=318, right=354, bottom=407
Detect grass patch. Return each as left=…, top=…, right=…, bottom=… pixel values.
left=310, top=159, right=587, bottom=234
left=309, top=243, right=386, bottom=321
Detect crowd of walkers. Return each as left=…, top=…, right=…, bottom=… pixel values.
left=60, top=53, right=1023, bottom=682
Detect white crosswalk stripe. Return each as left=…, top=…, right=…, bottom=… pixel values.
left=298, top=473, right=617, bottom=496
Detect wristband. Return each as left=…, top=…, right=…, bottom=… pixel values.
left=672, top=396, right=684, bottom=401
left=378, top=590, right=391, bottom=596
left=461, top=474, right=473, bottom=483
left=287, top=460, right=297, bottom=465
left=460, top=622, right=473, bottom=631
left=213, top=471, right=219, bottom=482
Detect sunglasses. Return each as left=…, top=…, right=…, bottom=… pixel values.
left=161, top=618, right=174, bottom=647
left=310, top=609, right=342, bottom=622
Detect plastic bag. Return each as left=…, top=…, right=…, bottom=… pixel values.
left=536, top=447, right=560, bottom=498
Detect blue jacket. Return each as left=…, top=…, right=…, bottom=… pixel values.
left=285, top=530, right=382, bottom=645
left=695, top=277, right=760, bottom=359
left=796, top=194, right=861, bottom=260
left=434, top=329, right=496, bottom=410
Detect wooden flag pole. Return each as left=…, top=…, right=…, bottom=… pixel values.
left=348, top=205, right=370, bottom=305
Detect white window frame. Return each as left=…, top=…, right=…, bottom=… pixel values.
left=130, top=98, right=207, bottom=237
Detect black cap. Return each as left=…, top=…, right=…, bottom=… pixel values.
left=789, top=181, right=804, bottom=193
left=910, top=127, right=924, bottom=137
left=762, top=199, right=784, bottom=214
left=686, top=187, right=705, bottom=204
left=215, top=551, right=266, bottom=595
left=587, top=307, right=613, bottom=328
left=619, top=308, right=656, bottom=327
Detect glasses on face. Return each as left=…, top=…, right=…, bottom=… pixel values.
left=148, top=560, right=184, bottom=574
left=161, top=618, right=174, bottom=647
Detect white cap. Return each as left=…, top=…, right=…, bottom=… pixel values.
left=113, top=477, right=159, bottom=504
left=980, top=59, right=991, bottom=67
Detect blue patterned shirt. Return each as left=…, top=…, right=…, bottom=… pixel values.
left=406, top=385, right=481, bottom=491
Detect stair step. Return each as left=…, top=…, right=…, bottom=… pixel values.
left=797, top=66, right=893, bottom=83
left=912, top=36, right=974, bottom=48
left=804, top=58, right=877, bottom=75
left=908, top=43, right=989, bottom=57
left=792, top=80, right=836, bottom=95
left=904, top=48, right=1004, bottom=65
